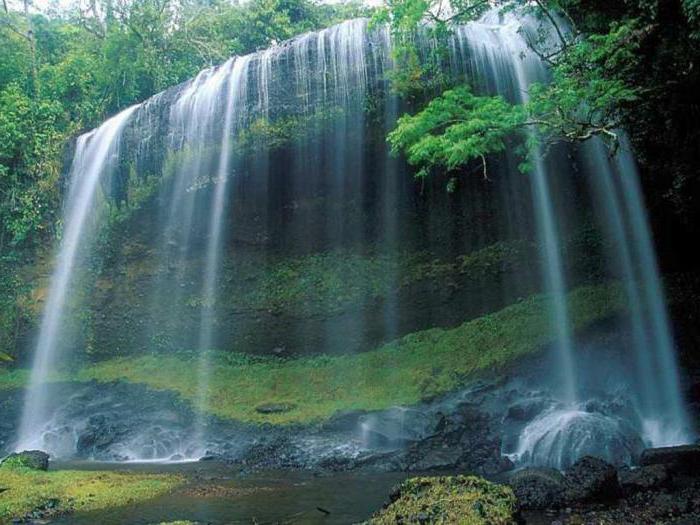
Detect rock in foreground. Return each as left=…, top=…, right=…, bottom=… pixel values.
left=367, top=475, right=518, bottom=524
left=1, top=450, right=49, bottom=471
left=640, top=444, right=700, bottom=474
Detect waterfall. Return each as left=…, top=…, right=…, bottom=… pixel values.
left=15, top=105, right=139, bottom=451
left=609, top=138, right=690, bottom=444
left=456, top=15, right=577, bottom=403
left=194, top=55, right=253, bottom=451
left=14, top=13, right=691, bottom=467
left=455, top=14, right=691, bottom=467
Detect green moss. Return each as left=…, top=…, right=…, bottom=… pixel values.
left=367, top=475, right=518, bottom=525
left=229, top=240, right=531, bottom=317
left=0, top=467, right=182, bottom=524
left=0, top=368, right=28, bottom=391
left=0, top=454, right=43, bottom=471
left=71, top=283, right=622, bottom=424
left=0, top=283, right=623, bottom=424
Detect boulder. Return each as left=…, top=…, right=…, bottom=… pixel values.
left=401, top=403, right=512, bottom=475
left=508, top=467, right=568, bottom=509
left=76, top=414, right=127, bottom=455
left=1, top=450, right=49, bottom=471
left=505, top=399, right=546, bottom=422
left=369, top=476, right=518, bottom=524
left=564, top=456, right=620, bottom=502
left=619, top=464, right=670, bottom=495
left=405, top=439, right=464, bottom=471
left=640, top=444, right=700, bottom=474
left=254, top=403, right=296, bottom=414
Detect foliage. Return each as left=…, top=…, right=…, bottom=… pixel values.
left=235, top=106, right=345, bottom=153
left=0, top=466, right=182, bottom=524
left=0, top=83, right=63, bottom=250
left=388, top=86, right=526, bottom=181
left=372, top=0, right=490, bottom=97
left=0, top=0, right=366, bottom=253
left=0, top=0, right=367, bottom=356
left=367, top=475, right=517, bottom=525
left=0, top=283, right=623, bottom=424
left=381, top=0, right=652, bottom=182
left=685, top=0, right=700, bottom=38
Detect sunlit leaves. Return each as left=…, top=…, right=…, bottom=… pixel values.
left=384, top=1, right=648, bottom=183
left=388, top=86, right=526, bottom=177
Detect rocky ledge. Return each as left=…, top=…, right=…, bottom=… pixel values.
left=509, top=445, right=700, bottom=524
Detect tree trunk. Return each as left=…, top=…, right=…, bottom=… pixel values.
left=23, top=0, right=37, bottom=97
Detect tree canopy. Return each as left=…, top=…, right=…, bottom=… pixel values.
left=0, top=0, right=366, bottom=252
left=379, top=0, right=699, bottom=186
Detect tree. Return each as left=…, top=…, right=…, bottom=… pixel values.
left=379, top=0, right=650, bottom=182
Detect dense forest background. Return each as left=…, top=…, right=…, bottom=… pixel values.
left=1, top=0, right=699, bottom=361
left=0, top=0, right=369, bottom=356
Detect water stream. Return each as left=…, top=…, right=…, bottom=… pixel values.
left=16, top=105, right=140, bottom=451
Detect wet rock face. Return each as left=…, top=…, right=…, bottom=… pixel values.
left=618, top=464, right=669, bottom=495
left=76, top=415, right=129, bottom=457
left=396, top=402, right=513, bottom=475
left=509, top=468, right=568, bottom=509
left=510, top=448, right=700, bottom=522
left=640, top=444, right=700, bottom=474
left=1, top=450, right=49, bottom=471
left=509, top=456, right=620, bottom=509
left=563, top=455, right=620, bottom=502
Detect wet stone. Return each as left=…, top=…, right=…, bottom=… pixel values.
left=254, top=403, right=297, bottom=414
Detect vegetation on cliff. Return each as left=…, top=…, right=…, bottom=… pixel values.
left=381, top=0, right=698, bottom=191
left=0, top=283, right=622, bottom=424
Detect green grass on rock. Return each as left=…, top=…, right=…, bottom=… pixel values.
left=0, top=283, right=622, bottom=424
left=0, top=462, right=182, bottom=524
left=367, top=475, right=518, bottom=525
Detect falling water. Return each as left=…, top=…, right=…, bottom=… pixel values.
left=609, top=138, right=690, bottom=444
left=194, top=55, right=252, bottom=450
left=453, top=13, right=690, bottom=467
left=14, top=13, right=691, bottom=468
left=457, top=14, right=577, bottom=403
left=15, top=105, right=139, bottom=451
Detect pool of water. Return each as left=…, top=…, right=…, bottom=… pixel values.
left=51, top=461, right=412, bottom=524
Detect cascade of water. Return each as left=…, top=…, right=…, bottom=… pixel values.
left=458, top=16, right=577, bottom=403
left=15, top=12, right=691, bottom=468
left=609, top=139, right=691, bottom=444
left=582, top=139, right=691, bottom=446
left=457, top=13, right=690, bottom=466
left=194, top=55, right=253, bottom=450
left=15, top=105, right=140, bottom=451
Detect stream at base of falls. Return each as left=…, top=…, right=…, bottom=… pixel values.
left=50, top=462, right=412, bottom=524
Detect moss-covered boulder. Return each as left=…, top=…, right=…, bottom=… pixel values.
left=368, top=475, right=518, bottom=525
left=1, top=450, right=49, bottom=471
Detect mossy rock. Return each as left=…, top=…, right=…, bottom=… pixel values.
left=255, top=402, right=297, bottom=414
left=1, top=450, right=49, bottom=471
left=0, top=467, right=182, bottom=524
left=368, top=475, right=518, bottom=524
